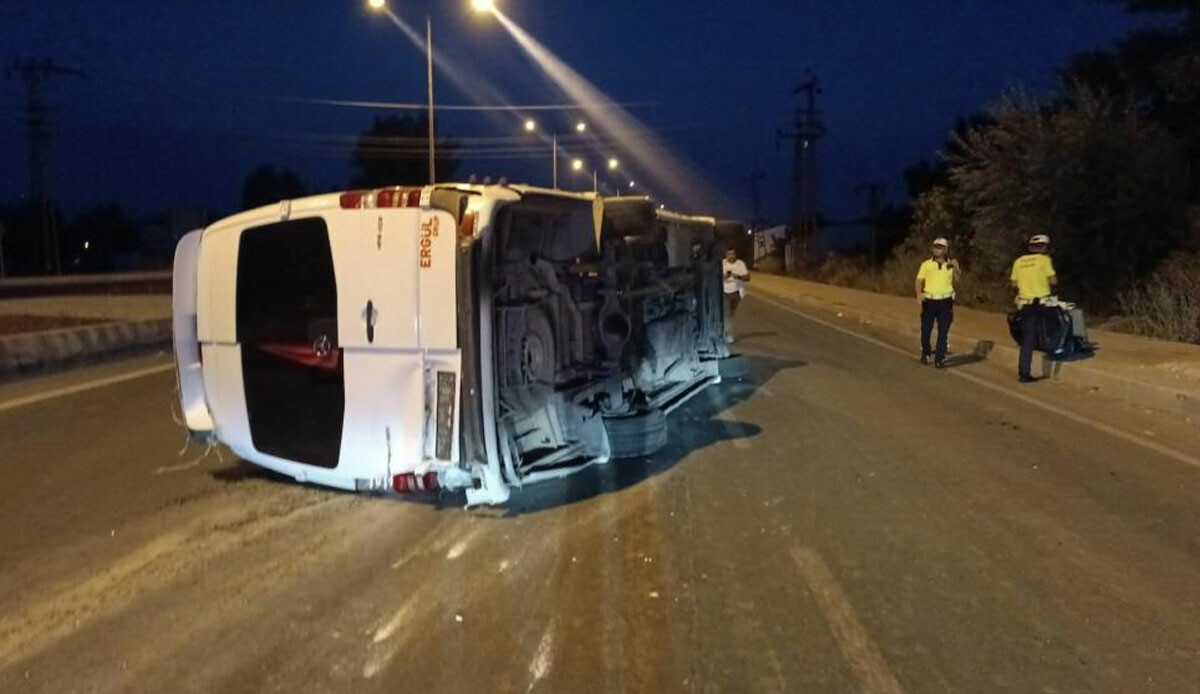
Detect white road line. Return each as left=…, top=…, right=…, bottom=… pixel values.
left=0, top=362, right=174, bottom=414
left=753, top=294, right=1200, bottom=471
left=791, top=547, right=905, bottom=694
left=527, top=621, right=555, bottom=692
left=372, top=592, right=423, bottom=645
left=0, top=530, right=188, bottom=670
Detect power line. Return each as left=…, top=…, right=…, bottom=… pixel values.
left=279, top=96, right=647, bottom=112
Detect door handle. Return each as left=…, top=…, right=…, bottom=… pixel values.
left=366, top=300, right=376, bottom=343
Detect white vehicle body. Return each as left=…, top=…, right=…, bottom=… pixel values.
left=173, top=185, right=730, bottom=505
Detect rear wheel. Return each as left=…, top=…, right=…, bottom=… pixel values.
left=604, top=409, right=668, bottom=458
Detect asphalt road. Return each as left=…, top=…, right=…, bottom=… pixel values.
left=2, top=294, right=1200, bottom=694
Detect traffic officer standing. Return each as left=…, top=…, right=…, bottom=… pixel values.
left=1011, top=234, right=1058, bottom=383
left=914, top=238, right=959, bottom=368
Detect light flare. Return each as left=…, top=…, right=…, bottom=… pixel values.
left=490, top=8, right=736, bottom=215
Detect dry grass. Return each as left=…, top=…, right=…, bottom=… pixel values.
left=1113, top=252, right=1200, bottom=343
left=804, top=251, right=1012, bottom=311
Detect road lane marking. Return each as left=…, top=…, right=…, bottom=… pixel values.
left=753, top=294, right=1200, bottom=471
left=790, top=547, right=905, bottom=694
left=0, top=495, right=347, bottom=674
left=0, top=362, right=174, bottom=414
left=372, top=593, right=423, bottom=644
left=527, top=621, right=555, bottom=692
left=0, top=531, right=187, bottom=670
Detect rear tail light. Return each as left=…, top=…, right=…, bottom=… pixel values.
left=339, top=191, right=366, bottom=209
left=341, top=188, right=424, bottom=209
left=457, top=211, right=477, bottom=239
left=377, top=188, right=423, bottom=208
left=393, top=472, right=441, bottom=494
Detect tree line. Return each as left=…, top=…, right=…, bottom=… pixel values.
left=0, top=112, right=460, bottom=275
left=822, top=0, right=1200, bottom=342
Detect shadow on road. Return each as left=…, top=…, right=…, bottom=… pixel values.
left=205, top=354, right=804, bottom=515
left=503, top=354, right=805, bottom=516
left=733, top=331, right=778, bottom=341
left=210, top=460, right=294, bottom=486
left=938, top=340, right=994, bottom=369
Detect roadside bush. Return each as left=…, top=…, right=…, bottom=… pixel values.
left=806, top=245, right=1013, bottom=310
left=1114, top=252, right=1200, bottom=343
left=809, top=254, right=876, bottom=291
left=948, top=86, right=1192, bottom=312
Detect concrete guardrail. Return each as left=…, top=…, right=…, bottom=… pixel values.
left=0, top=271, right=172, bottom=298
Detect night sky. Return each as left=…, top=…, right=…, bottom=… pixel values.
left=1, top=1, right=1154, bottom=223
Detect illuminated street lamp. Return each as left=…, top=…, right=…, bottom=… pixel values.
left=572, top=158, right=623, bottom=195
left=470, top=0, right=496, bottom=12
left=528, top=120, right=589, bottom=189
left=569, top=157, right=594, bottom=192
left=366, top=0, right=436, bottom=184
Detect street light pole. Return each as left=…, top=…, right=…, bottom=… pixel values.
left=425, top=15, right=436, bottom=184
left=532, top=120, right=586, bottom=189
left=365, top=0, right=435, bottom=182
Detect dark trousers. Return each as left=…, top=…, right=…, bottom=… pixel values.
left=920, top=298, right=953, bottom=361
left=723, top=291, right=741, bottom=337
left=1018, top=303, right=1047, bottom=378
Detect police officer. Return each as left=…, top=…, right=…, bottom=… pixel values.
left=914, top=238, right=959, bottom=368
left=1011, top=234, right=1058, bottom=383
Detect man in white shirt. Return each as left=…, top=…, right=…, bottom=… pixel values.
left=721, top=248, right=750, bottom=343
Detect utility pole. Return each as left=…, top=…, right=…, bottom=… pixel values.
left=855, top=181, right=886, bottom=266
left=778, top=70, right=825, bottom=268
left=425, top=16, right=436, bottom=184
left=8, top=58, right=86, bottom=275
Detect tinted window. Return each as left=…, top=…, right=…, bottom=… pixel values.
left=237, top=218, right=338, bottom=344
left=237, top=218, right=343, bottom=468
left=240, top=347, right=344, bottom=468
left=498, top=196, right=598, bottom=263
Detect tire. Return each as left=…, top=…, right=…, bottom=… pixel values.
left=604, top=409, right=668, bottom=458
